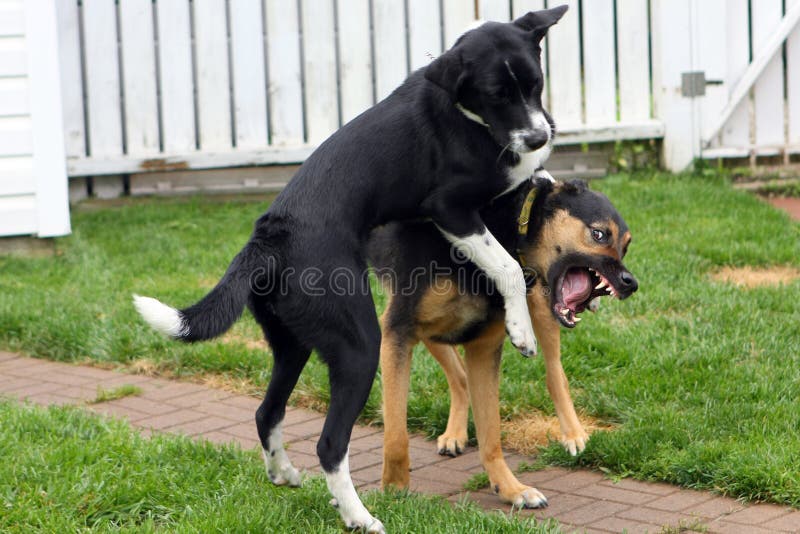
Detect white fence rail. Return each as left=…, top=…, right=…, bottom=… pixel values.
left=58, top=0, right=663, bottom=178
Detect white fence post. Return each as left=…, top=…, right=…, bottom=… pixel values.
left=25, top=0, right=70, bottom=236
left=119, top=0, right=159, bottom=156
left=752, top=0, right=785, bottom=149
left=651, top=0, right=697, bottom=171
left=546, top=0, right=582, bottom=129
left=193, top=0, right=233, bottom=152
left=789, top=0, right=800, bottom=148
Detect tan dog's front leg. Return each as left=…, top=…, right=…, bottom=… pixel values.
left=423, top=341, right=469, bottom=456
left=463, top=331, right=548, bottom=508
left=380, top=327, right=414, bottom=489
left=530, top=292, right=589, bottom=455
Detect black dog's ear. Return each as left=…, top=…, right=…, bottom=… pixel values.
left=425, top=50, right=466, bottom=97
left=513, top=5, right=569, bottom=41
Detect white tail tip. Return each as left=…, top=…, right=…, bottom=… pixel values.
left=133, top=294, right=188, bottom=338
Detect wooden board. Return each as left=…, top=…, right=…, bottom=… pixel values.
left=788, top=0, right=800, bottom=146
left=719, top=0, right=750, bottom=149
left=372, top=0, right=408, bottom=101
left=119, top=0, right=159, bottom=155
left=751, top=0, right=785, bottom=147
left=546, top=0, right=582, bottom=128
left=81, top=1, right=123, bottom=157
left=156, top=1, right=196, bottom=152
left=408, top=0, right=442, bottom=71
left=616, top=0, right=651, bottom=122
left=193, top=0, right=233, bottom=151
left=337, top=0, right=373, bottom=124
left=582, top=0, right=616, bottom=125
left=302, top=0, right=339, bottom=142
left=229, top=0, right=268, bottom=149
left=0, top=157, right=34, bottom=196
left=478, top=0, right=510, bottom=21
left=0, top=77, right=28, bottom=116
left=54, top=0, right=85, bottom=157
left=265, top=0, right=304, bottom=145
left=443, top=0, right=475, bottom=48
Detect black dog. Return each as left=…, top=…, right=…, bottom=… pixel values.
left=134, top=7, right=567, bottom=532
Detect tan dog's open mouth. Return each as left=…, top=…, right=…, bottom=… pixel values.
left=554, top=266, right=624, bottom=327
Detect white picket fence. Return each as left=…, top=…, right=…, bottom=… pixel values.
left=696, top=0, right=800, bottom=160
left=58, top=0, right=663, bottom=178
left=6, top=0, right=800, bottom=238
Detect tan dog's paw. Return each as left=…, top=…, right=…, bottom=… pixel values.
left=498, top=484, right=548, bottom=509
left=561, top=429, right=589, bottom=456
left=436, top=432, right=468, bottom=457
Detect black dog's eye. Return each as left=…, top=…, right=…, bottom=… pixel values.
left=591, top=228, right=607, bottom=243
left=489, top=87, right=511, bottom=103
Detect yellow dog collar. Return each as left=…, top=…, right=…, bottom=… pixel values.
left=517, top=186, right=537, bottom=236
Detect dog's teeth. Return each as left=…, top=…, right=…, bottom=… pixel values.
left=560, top=308, right=570, bottom=316
left=595, top=281, right=607, bottom=290
left=573, top=317, right=582, bottom=323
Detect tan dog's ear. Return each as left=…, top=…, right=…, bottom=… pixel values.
left=561, top=179, right=589, bottom=194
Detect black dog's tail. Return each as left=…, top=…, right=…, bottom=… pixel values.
left=133, top=240, right=269, bottom=342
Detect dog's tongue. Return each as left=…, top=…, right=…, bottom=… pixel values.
left=562, top=268, right=592, bottom=309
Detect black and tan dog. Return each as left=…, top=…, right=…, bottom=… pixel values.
left=368, top=179, right=637, bottom=508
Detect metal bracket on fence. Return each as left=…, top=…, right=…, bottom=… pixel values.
left=681, top=71, right=724, bottom=97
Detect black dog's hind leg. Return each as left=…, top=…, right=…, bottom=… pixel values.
left=316, top=297, right=385, bottom=533
left=255, top=312, right=311, bottom=487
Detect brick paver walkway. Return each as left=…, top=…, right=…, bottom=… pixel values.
left=2, top=351, right=798, bottom=533
left=768, top=197, right=800, bottom=222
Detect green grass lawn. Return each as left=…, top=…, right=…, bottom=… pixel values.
left=1, top=173, right=799, bottom=507
left=0, top=401, right=554, bottom=533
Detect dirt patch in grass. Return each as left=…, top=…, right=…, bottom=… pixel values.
left=97, top=358, right=262, bottom=396
left=220, top=332, right=268, bottom=351
left=502, top=412, right=614, bottom=456
left=710, top=266, right=800, bottom=288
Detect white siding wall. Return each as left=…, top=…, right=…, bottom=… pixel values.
left=0, top=0, right=36, bottom=236
left=0, top=0, right=70, bottom=238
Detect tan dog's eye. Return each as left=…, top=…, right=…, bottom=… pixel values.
left=591, top=228, right=607, bottom=243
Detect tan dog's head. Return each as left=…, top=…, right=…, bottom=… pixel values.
left=521, top=179, right=637, bottom=327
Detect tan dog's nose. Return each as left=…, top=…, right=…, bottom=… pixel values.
left=619, top=270, right=638, bottom=295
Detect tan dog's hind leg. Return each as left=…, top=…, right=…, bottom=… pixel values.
left=530, top=292, right=589, bottom=455
left=380, top=325, right=414, bottom=489
left=463, top=328, right=548, bottom=508
left=423, top=340, right=469, bottom=456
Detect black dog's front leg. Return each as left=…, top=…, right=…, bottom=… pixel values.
left=432, top=208, right=537, bottom=357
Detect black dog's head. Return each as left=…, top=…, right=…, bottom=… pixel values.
left=425, top=6, right=568, bottom=155
left=522, top=179, right=638, bottom=328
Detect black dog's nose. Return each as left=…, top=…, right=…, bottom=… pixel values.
left=620, top=271, right=638, bottom=292
left=523, top=130, right=549, bottom=150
